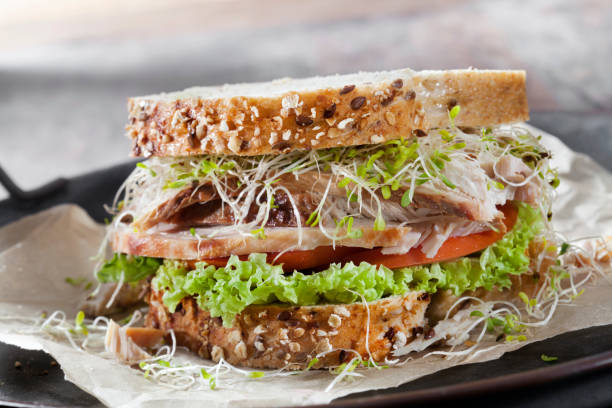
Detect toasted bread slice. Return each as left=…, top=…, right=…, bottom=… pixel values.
left=127, top=69, right=528, bottom=157
left=146, top=288, right=430, bottom=369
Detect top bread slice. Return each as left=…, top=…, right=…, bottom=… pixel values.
left=127, top=68, right=528, bottom=157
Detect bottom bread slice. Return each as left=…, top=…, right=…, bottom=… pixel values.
left=145, top=288, right=430, bottom=369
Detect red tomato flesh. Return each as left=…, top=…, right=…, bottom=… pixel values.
left=340, top=203, right=517, bottom=268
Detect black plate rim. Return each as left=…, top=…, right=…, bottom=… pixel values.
left=1, top=346, right=611, bottom=408
left=320, top=348, right=612, bottom=407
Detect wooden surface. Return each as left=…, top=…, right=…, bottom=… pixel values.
left=0, top=0, right=611, bottom=199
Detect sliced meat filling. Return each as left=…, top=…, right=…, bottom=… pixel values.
left=126, top=154, right=540, bottom=235
left=111, top=215, right=503, bottom=260
left=164, top=189, right=318, bottom=231
left=132, top=176, right=517, bottom=232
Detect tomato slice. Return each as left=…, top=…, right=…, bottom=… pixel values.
left=197, top=203, right=517, bottom=271
left=341, top=203, right=518, bottom=268
left=199, top=245, right=363, bottom=272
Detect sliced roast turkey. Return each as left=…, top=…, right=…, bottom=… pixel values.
left=123, top=163, right=538, bottom=234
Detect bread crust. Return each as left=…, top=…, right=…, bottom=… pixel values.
left=145, top=288, right=430, bottom=369
left=127, top=69, right=528, bottom=157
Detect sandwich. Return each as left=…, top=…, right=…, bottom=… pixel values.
left=95, top=68, right=562, bottom=369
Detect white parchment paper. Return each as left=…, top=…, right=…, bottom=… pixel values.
left=1, top=125, right=611, bottom=407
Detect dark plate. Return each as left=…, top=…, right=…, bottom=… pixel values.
left=1, top=114, right=612, bottom=408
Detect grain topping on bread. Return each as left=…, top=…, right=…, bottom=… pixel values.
left=127, top=69, right=528, bottom=157
left=146, top=288, right=430, bottom=369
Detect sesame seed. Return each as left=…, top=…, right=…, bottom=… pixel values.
left=337, top=118, right=354, bottom=130
left=328, top=314, right=341, bottom=328
left=234, top=111, right=245, bottom=125
left=228, top=134, right=241, bottom=153
left=282, top=94, right=300, bottom=109
left=271, top=116, right=283, bottom=130
left=279, top=328, right=289, bottom=340
left=371, top=134, right=385, bottom=144
left=333, top=306, right=351, bottom=317
left=269, top=131, right=278, bottom=144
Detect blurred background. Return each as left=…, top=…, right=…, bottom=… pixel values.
left=1, top=0, right=611, bottom=200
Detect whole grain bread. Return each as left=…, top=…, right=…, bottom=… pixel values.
left=146, top=288, right=430, bottom=369
left=127, top=68, right=528, bottom=157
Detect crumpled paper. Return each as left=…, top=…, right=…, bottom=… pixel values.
left=0, top=125, right=611, bottom=408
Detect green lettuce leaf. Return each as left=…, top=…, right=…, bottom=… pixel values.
left=396, top=200, right=544, bottom=296
left=149, top=202, right=543, bottom=326
left=153, top=255, right=399, bottom=325
left=96, top=253, right=162, bottom=283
